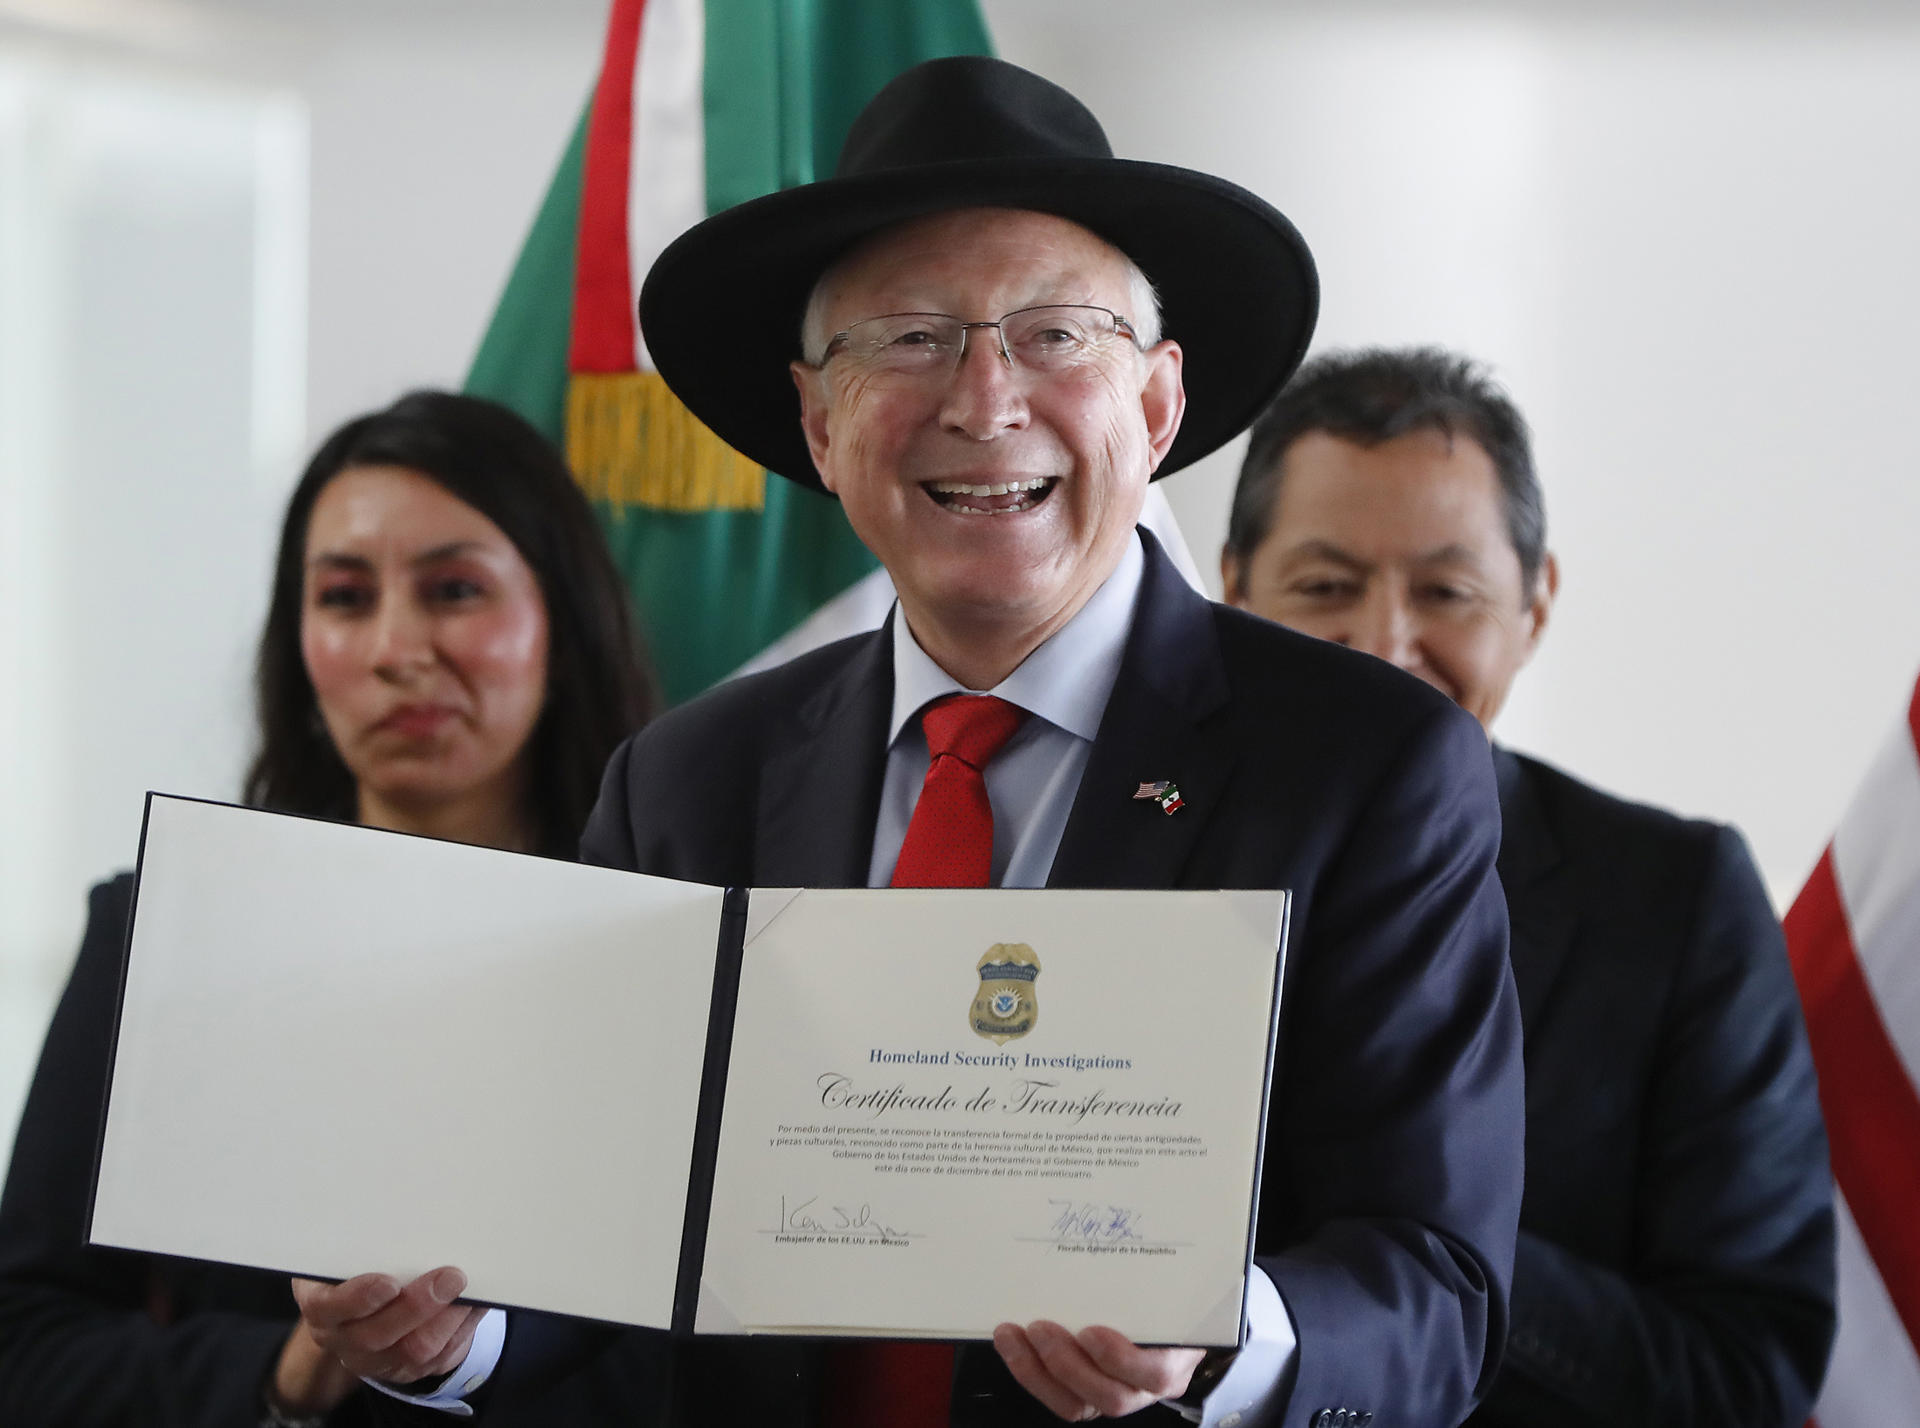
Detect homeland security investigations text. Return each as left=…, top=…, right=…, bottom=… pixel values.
left=867, top=1047, right=1133, bottom=1072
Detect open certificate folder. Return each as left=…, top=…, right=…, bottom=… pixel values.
left=92, top=795, right=1289, bottom=1347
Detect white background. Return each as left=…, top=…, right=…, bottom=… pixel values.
left=4, top=0, right=1919, bottom=1148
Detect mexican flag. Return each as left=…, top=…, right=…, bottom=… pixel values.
left=466, top=0, right=992, bottom=705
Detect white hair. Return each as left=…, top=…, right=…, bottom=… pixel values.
left=1124, top=262, right=1163, bottom=347
left=799, top=237, right=1164, bottom=365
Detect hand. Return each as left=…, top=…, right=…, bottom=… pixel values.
left=291, top=1267, right=486, bottom=1388
left=270, top=1319, right=359, bottom=1417
left=993, top=1320, right=1205, bottom=1421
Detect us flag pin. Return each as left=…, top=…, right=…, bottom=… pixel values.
left=1132, top=780, right=1185, bottom=815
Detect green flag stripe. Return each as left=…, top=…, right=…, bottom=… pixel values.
left=801, top=0, right=994, bottom=180
left=465, top=99, right=587, bottom=445
left=595, top=480, right=877, bottom=704
left=703, top=1, right=785, bottom=214
left=776, top=0, right=818, bottom=191
left=702, top=0, right=994, bottom=215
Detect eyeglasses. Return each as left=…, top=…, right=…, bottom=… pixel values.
left=819, top=305, right=1141, bottom=377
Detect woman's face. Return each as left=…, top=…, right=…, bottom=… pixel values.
left=300, top=464, right=550, bottom=831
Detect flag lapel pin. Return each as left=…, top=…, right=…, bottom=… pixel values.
left=1132, top=780, right=1185, bottom=816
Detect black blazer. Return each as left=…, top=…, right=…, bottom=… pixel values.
left=509, top=533, right=1526, bottom=1428
left=1466, top=749, right=1835, bottom=1427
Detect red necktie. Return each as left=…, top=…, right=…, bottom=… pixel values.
left=825, top=695, right=1026, bottom=1426
left=889, top=695, right=1028, bottom=890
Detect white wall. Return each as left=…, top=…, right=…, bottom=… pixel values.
left=0, top=39, right=300, bottom=1151
left=295, top=5, right=603, bottom=440
left=986, top=0, right=1920, bottom=905
left=0, top=0, right=602, bottom=1149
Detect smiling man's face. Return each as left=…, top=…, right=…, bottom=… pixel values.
left=793, top=208, right=1184, bottom=664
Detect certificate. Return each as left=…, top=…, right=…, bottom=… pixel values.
left=696, top=888, right=1287, bottom=1347
left=94, top=797, right=1286, bottom=1346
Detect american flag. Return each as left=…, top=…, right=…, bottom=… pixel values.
left=1784, top=670, right=1920, bottom=1426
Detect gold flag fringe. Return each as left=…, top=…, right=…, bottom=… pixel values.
left=566, top=371, right=765, bottom=512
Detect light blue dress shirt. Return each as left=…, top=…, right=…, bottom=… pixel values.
left=868, top=532, right=1144, bottom=889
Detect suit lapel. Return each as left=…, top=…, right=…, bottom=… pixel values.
left=750, top=535, right=1235, bottom=893
left=753, top=621, right=895, bottom=888
left=1049, top=533, right=1237, bottom=890
left=1493, top=746, right=1575, bottom=1033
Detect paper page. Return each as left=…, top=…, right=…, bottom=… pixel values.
left=92, top=795, right=725, bottom=1329
left=698, top=887, right=1286, bottom=1345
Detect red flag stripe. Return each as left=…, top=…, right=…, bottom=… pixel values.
left=1830, top=673, right=1920, bottom=1091
left=569, top=0, right=644, bottom=373
left=1784, top=848, right=1920, bottom=1360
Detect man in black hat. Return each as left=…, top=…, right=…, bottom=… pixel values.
left=296, top=57, right=1524, bottom=1428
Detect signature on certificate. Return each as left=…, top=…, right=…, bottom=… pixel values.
left=1047, top=1199, right=1145, bottom=1244
left=774, top=1194, right=915, bottom=1242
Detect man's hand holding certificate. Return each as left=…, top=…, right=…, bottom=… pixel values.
left=92, top=798, right=1287, bottom=1350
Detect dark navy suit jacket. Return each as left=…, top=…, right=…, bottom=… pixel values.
left=1466, top=749, right=1835, bottom=1426
left=523, top=532, right=1526, bottom=1428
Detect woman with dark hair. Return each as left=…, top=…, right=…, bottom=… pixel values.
left=248, top=388, right=652, bottom=856
left=0, top=391, right=656, bottom=1426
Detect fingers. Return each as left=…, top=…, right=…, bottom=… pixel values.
left=291, top=1267, right=482, bottom=1386
left=993, top=1321, right=1206, bottom=1420
left=292, top=1272, right=402, bottom=1331
left=270, top=1320, right=362, bottom=1418
left=419, top=1305, right=489, bottom=1379
left=993, top=1323, right=1097, bottom=1421
left=1076, top=1326, right=1204, bottom=1402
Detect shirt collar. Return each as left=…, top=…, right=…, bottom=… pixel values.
left=887, top=530, right=1145, bottom=746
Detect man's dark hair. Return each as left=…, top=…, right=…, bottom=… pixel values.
left=1226, top=346, right=1547, bottom=590
left=244, top=390, right=656, bottom=858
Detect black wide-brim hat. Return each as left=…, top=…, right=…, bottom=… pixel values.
left=638, top=56, right=1318, bottom=492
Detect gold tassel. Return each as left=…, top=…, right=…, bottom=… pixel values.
left=566, top=371, right=766, bottom=512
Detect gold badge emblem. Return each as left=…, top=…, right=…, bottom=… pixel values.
left=971, top=943, right=1041, bottom=1044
